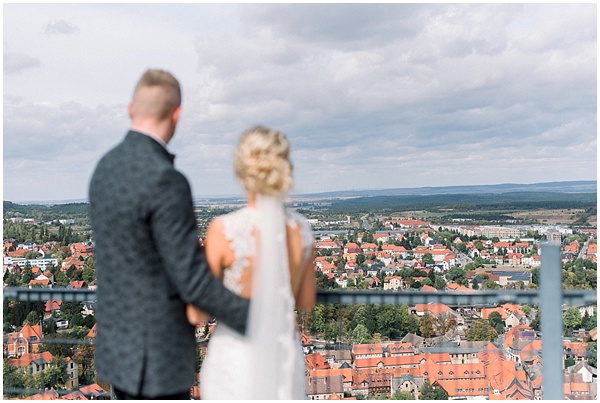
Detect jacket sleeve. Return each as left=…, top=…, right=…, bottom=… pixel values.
left=149, top=169, right=249, bottom=334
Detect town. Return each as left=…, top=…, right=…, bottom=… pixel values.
left=2, top=197, right=597, bottom=400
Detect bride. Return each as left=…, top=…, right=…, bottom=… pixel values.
left=186, top=126, right=316, bottom=399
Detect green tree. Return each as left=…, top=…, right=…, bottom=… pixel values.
left=319, top=248, right=332, bottom=257
left=407, top=315, right=420, bottom=335
left=396, top=305, right=412, bottom=337
left=39, top=334, right=74, bottom=358
left=25, top=310, right=40, bottom=326
left=323, top=319, right=344, bottom=345
left=585, top=312, right=597, bottom=331
left=65, top=264, right=77, bottom=279
left=21, top=263, right=34, bottom=284
left=351, top=323, right=371, bottom=344
left=455, top=242, right=467, bottom=253
left=488, top=311, right=504, bottom=334
left=445, top=266, right=467, bottom=285
left=531, top=309, right=541, bottom=331
left=23, top=250, right=40, bottom=260
left=473, top=256, right=485, bottom=267
left=60, top=301, right=82, bottom=318
left=379, top=305, right=399, bottom=339
left=392, top=390, right=415, bottom=400
left=428, top=268, right=436, bottom=283
left=46, top=261, right=57, bottom=275
left=420, top=379, right=447, bottom=400
left=69, top=326, right=90, bottom=339
left=422, top=253, right=435, bottom=266
left=481, top=279, right=500, bottom=290
left=410, top=235, right=422, bottom=249
left=4, top=301, right=44, bottom=329
left=44, top=357, right=67, bottom=389
left=4, top=272, right=19, bottom=287
left=71, top=313, right=86, bottom=328
left=315, top=272, right=339, bottom=290
left=433, top=276, right=447, bottom=290
left=3, top=358, right=25, bottom=398
left=43, top=319, right=57, bottom=335
left=82, top=267, right=95, bottom=284
left=565, top=357, right=576, bottom=368
left=563, top=307, right=583, bottom=335
left=467, top=319, right=499, bottom=341
left=587, top=342, right=597, bottom=368
left=309, top=304, right=326, bottom=334
left=73, top=344, right=95, bottom=385
left=351, top=305, right=368, bottom=330
left=54, top=270, right=69, bottom=287
left=419, top=313, right=436, bottom=338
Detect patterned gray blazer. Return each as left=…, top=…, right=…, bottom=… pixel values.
left=89, top=131, right=249, bottom=397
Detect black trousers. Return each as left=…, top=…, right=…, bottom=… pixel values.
left=114, top=388, right=189, bottom=400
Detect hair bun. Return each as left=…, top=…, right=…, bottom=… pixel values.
left=235, top=126, right=293, bottom=196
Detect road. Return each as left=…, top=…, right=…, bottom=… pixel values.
left=578, top=241, right=589, bottom=259
left=361, top=215, right=372, bottom=230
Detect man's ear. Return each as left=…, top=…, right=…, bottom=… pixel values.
left=172, top=105, right=182, bottom=125
left=127, top=103, right=134, bottom=119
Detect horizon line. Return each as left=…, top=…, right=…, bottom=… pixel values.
left=3, top=179, right=597, bottom=205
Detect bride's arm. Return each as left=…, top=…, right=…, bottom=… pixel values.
left=186, top=304, right=211, bottom=325
left=295, top=247, right=316, bottom=312
left=186, top=218, right=227, bottom=325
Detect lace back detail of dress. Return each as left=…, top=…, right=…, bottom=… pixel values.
left=219, top=207, right=314, bottom=296
left=218, top=208, right=258, bottom=295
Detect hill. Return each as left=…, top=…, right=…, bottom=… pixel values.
left=295, top=180, right=596, bottom=199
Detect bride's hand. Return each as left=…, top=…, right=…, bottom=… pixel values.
left=186, top=304, right=210, bottom=325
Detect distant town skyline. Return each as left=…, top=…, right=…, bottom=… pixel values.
left=3, top=3, right=597, bottom=202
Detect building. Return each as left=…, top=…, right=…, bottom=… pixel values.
left=5, top=323, right=42, bottom=357
left=305, top=375, right=344, bottom=399
left=5, top=256, right=58, bottom=271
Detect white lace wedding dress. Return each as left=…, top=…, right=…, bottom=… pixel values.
left=200, top=195, right=313, bottom=400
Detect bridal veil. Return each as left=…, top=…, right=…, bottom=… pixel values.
left=246, top=194, right=305, bottom=399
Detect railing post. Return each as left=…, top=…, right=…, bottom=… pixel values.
left=540, top=242, right=563, bottom=400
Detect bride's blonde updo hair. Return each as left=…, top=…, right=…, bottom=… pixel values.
left=235, top=126, right=293, bottom=196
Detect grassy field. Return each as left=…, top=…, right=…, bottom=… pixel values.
left=511, top=208, right=596, bottom=226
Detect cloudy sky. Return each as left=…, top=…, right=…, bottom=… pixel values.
left=3, top=3, right=597, bottom=202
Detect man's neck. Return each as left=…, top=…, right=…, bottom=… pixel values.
left=131, top=126, right=168, bottom=148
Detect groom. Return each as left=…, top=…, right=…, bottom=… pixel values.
left=89, top=69, right=249, bottom=399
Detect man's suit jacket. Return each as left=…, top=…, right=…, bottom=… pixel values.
left=89, top=131, right=249, bottom=397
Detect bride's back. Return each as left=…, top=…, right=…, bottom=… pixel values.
left=204, top=206, right=314, bottom=308
left=198, top=126, right=315, bottom=400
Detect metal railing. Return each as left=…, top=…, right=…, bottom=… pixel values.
left=3, top=243, right=597, bottom=399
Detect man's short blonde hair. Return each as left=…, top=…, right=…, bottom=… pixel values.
left=131, top=69, right=181, bottom=120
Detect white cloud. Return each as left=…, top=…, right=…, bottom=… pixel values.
left=3, top=52, right=41, bottom=75
left=2, top=3, right=596, bottom=202
left=43, top=19, right=80, bottom=35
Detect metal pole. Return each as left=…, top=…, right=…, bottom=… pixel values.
left=540, top=242, right=563, bottom=400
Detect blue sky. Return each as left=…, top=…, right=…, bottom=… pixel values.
left=3, top=3, right=597, bottom=202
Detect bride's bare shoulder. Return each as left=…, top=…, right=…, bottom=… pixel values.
left=204, top=217, right=233, bottom=274
left=206, top=216, right=225, bottom=239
